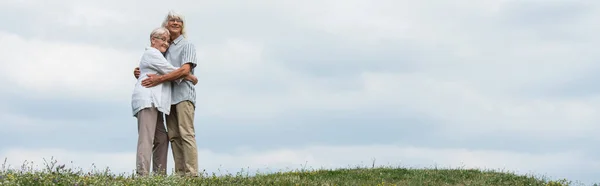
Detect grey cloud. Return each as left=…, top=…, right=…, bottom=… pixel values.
left=196, top=106, right=440, bottom=151
left=0, top=92, right=439, bottom=153
left=0, top=88, right=138, bottom=152
left=500, top=1, right=591, bottom=26
left=496, top=1, right=594, bottom=43
left=0, top=125, right=136, bottom=153
left=0, top=90, right=596, bottom=157
left=263, top=32, right=423, bottom=77
left=514, top=60, right=600, bottom=99
left=1, top=91, right=126, bottom=122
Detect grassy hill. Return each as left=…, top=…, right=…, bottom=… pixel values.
left=0, top=162, right=578, bottom=186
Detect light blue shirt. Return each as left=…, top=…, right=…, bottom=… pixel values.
left=131, top=47, right=182, bottom=117
left=165, top=35, right=198, bottom=106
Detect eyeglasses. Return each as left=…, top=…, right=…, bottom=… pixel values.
left=169, top=18, right=183, bottom=23
left=153, top=36, right=168, bottom=42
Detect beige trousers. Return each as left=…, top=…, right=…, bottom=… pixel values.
left=135, top=107, right=169, bottom=176
left=166, top=101, right=198, bottom=176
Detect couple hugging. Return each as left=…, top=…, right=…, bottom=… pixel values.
left=131, top=11, right=199, bottom=177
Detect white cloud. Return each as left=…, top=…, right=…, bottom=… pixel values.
left=62, top=4, right=133, bottom=27
left=0, top=31, right=139, bottom=101
left=1, top=145, right=594, bottom=182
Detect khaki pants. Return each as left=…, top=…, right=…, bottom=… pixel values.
left=135, top=107, right=169, bottom=176
left=166, top=100, right=198, bottom=176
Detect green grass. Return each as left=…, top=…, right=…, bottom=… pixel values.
left=0, top=158, right=582, bottom=186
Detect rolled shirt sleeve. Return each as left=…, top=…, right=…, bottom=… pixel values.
left=181, top=43, right=198, bottom=72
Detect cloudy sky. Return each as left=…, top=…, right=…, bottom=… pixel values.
left=1, top=0, right=599, bottom=184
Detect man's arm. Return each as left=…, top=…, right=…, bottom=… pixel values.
left=160, top=63, right=192, bottom=82
left=142, top=63, right=192, bottom=87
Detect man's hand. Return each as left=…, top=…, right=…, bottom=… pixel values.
left=184, top=74, right=198, bottom=85
left=133, top=67, right=140, bottom=79
left=141, top=74, right=162, bottom=88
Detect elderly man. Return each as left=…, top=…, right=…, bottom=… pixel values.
left=133, top=10, right=199, bottom=177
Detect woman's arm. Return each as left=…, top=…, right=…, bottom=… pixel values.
left=144, top=50, right=185, bottom=85
left=146, top=50, right=179, bottom=75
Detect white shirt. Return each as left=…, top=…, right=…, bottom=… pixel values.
left=131, top=47, right=182, bottom=117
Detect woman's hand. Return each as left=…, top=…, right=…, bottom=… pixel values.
left=133, top=67, right=140, bottom=79
left=184, top=74, right=198, bottom=85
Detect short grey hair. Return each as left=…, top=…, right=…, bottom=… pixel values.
left=161, top=10, right=187, bottom=38
left=150, top=27, right=170, bottom=41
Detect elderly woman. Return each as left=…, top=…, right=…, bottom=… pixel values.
left=131, top=27, right=197, bottom=176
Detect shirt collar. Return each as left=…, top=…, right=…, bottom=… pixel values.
left=172, top=35, right=184, bottom=45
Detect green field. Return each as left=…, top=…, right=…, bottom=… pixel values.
left=0, top=158, right=583, bottom=185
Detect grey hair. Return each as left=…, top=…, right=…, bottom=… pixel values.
left=150, top=27, right=170, bottom=41
left=161, top=10, right=187, bottom=38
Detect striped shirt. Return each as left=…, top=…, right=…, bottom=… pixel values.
left=165, top=35, right=198, bottom=106
left=131, top=47, right=183, bottom=117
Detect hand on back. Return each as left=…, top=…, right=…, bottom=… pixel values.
left=134, top=67, right=140, bottom=79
